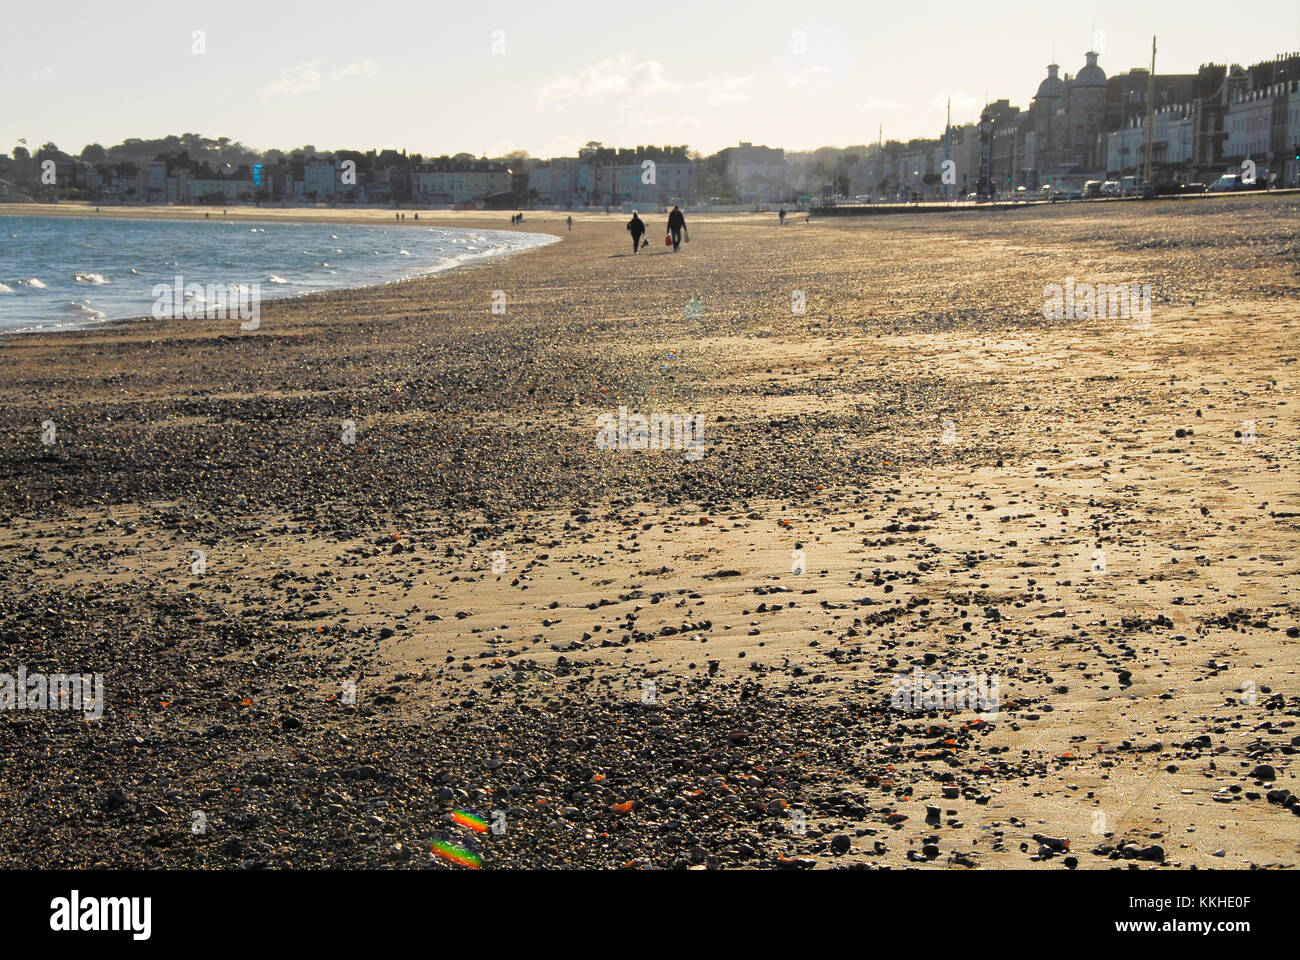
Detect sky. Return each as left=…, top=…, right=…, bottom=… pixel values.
left=3, top=0, right=1296, bottom=159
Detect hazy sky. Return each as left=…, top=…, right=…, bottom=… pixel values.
left=3, top=0, right=1296, bottom=159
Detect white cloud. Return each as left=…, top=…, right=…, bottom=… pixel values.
left=702, top=75, right=753, bottom=106
left=262, top=60, right=323, bottom=97
left=534, top=55, right=676, bottom=111
left=632, top=113, right=703, bottom=128
left=263, top=58, right=381, bottom=97
left=933, top=93, right=983, bottom=114
left=858, top=97, right=901, bottom=114
left=331, top=59, right=379, bottom=83
left=526, top=134, right=588, bottom=159
left=787, top=65, right=831, bottom=90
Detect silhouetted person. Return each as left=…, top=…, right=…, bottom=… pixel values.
left=778, top=208, right=786, bottom=225
left=567, top=215, right=573, bottom=231
left=627, top=211, right=645, bottom=253
left=667, top=206, right=686, bottom=252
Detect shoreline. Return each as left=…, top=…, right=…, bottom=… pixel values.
left=0, top=200, right=779, bottom=227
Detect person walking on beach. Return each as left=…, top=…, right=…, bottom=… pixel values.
left=778, top=207, right=787, bottom=226
left=567, top=215, right=573, bottom=231
left=666, top=206, right=686, bottom=252
left=627, top=211, right=646, bottom=254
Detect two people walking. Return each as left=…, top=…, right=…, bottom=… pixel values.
left=626, top=206, right=688, bottom=254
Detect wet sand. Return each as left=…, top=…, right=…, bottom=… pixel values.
left=0, top=195, right=1296, bottom=869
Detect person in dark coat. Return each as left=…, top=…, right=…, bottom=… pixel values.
left=627, top=211, right=646, bottom=253
left=667, top=206, right=686, bottom=251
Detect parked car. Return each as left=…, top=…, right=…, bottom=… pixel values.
left=1083, top=180, right=1102, bottom=198
left=1101, top=180, right=1121, bottom=196
left=1207, top=174, right=1245, bottom=193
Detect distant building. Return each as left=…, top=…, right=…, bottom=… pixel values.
left=528, top=156, right=586, bottom=206
left=578, top=145, right=693, bottom=208
left=1101, top=53, right=1300, bottom=183
left=188, top=176, right=253, bottom=202
left=303, top=158, right=337, bottom=200
left=714, top=142, right=789, bottom=202
left=411, top=158, right=512, bottom=204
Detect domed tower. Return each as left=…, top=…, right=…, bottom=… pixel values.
left=1075, top=49, right=1107, bottom=87
left=1068, top=50, right=1108, bottom=169
left=1032, top=63, right=1068, bottom=169
left=1035, top=63, right=1067, bottom=105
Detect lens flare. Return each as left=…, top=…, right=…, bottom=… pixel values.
left=451, top=809, right=489, bottom=833
left=431, top=839, right=482, bottom=869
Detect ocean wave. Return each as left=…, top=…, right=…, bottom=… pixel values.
left=267, top=274, right=288, bottom=284
left=22, top=278, right=48, bottom=289
left=0, top=283, right=14, bottom=294
left=75, top=273, right=110, bottom=285
left=64, top=300, right=106, bottom=319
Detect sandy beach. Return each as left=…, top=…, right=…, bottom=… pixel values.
left=0, top=195, right=1296, bottom=869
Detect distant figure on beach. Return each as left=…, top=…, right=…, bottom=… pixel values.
left=778, top=208, right=787, bottom=225
left=567, top=216, right=573, bottom=231
left=666, top=206, right=686, bottom=252
left=627, top=211, right=646, bottom=253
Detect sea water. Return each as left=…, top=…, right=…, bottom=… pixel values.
left=0, top=214, right=557, bottom=333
